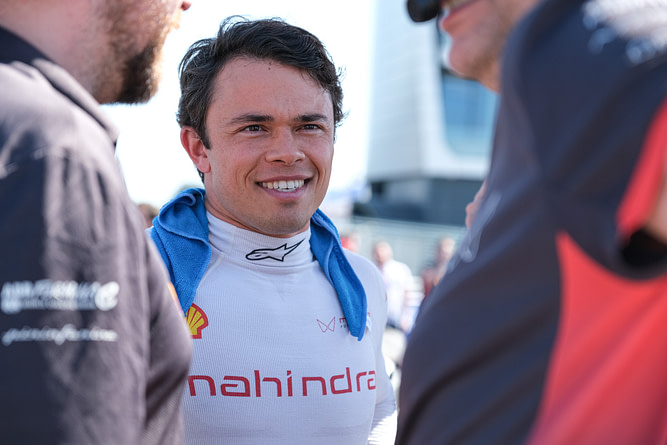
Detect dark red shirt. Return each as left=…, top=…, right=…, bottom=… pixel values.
left=397, top=0, right=667, bottom=443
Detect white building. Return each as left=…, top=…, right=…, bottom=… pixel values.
left=356, top=0, right=498, bottom=226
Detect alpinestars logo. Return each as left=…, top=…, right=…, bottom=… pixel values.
left=245, top=239, right=304, bottom=261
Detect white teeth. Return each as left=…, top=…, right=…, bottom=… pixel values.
left=260, top=179, right=305, bottom=192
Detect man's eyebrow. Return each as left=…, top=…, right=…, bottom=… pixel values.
left=296, top=113, right=329, bottom=123
left=227, top=113, right=329, bottom=125
left=227, top=114, right=274, bottom=125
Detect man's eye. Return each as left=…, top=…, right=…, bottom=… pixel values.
left=302, top=124, right=321, bottom=130
left=243, top=125, right=262, bottom=132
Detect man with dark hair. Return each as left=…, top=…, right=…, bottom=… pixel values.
left=0, top=1, right=193, bottom=444
left=150, top=17, right=397, bottom=444
left=398, top=0, right=667, bottom=444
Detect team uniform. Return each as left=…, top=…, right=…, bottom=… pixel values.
left=184, top=215, right=395, bottom=444
left=397, top=0, right=667, bottom=443
left=0, top=27, right=192, bottom=444
left=150, top=189, right=397, bottom=444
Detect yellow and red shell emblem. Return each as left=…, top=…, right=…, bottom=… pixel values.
left=185, top=303, right=208, bottom=339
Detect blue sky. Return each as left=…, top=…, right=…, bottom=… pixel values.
left=105, top=0, right=377, bottom=210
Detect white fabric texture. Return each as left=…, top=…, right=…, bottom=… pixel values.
left=183, top=213, right=397, bottom=444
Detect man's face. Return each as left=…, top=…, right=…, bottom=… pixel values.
left=185, top=57, right=335, bottom=238
left=97, top=0, right=190, bottom=104
left=437, top=0, right=511, bottom=91
left=437, top=0, right=537, bottom=91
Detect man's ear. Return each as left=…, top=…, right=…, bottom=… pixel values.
left=181, top=126, right=211, bottom=175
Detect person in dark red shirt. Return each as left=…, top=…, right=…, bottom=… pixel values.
left=399, top=0, right=667, bottom=443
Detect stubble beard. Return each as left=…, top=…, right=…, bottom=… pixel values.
left=100, top=6, right=181, bottom=104
left=114, top=42, right=163, bottom=104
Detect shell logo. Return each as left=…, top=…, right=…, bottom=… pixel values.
left=185, top=303, right=208, bottom=339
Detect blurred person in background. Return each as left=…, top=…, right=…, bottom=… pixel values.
left=420, top=237, right=456, bottom=298
left=0, top=0, right=193, bottom=444
left=341, top=231, right=362, bottom=254
left=372, top=240, right=420, bottom=335
left=398, top=0, right=667, bottom=443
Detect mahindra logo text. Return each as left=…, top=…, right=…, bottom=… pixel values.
left=187, top=367, right=376, bottom=398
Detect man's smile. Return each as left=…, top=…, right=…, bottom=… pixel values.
left=260, top=179, right=306, bottom=192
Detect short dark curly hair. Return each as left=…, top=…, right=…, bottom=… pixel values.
left=177, top=16, right=345, bottom=152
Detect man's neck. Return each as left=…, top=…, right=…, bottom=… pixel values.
left=0, top=1, right=102, bottom=99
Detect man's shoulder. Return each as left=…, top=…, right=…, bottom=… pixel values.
left=343, top=250, right=387, bottom=300
left=343, top=249, right=377, bottom=274
left=505, top=0, right=667, bottom=94
left=1, top=62, right=110, bottom=150
left=1, top=30, right=117, bottom=151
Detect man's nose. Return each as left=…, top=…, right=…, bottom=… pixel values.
left=265, top=129, right=306, bottom=165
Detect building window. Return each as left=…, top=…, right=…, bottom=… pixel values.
left=439, top=33, right=498, bottom=157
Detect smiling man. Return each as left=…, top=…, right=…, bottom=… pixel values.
left=149, top=17, right=397, bottom=445
left=184, top=57, right=334, bottom=237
